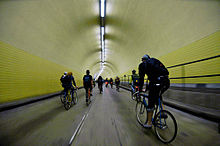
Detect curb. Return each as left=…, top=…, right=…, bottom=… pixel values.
left=118, top=85, right=220, bottom=123
left=0, top=87, right=84, bottom=112
left=0, top=92, right=61, bottom=112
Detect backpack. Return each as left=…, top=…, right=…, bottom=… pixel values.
left=132, top=74, right=140, bottom=85
left=84, top=75, right=91, bottom=83
left=152, top=58, right=169, bottom=76
left=98, top=78, right=102, bottom=83
left=147, top=58, right=169, bottom=79
left=60, top=75, right=71, bottom=86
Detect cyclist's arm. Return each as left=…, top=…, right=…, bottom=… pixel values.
left=139, top=63, right=145, bottom=91
left=83, top=76, right=85, bottom=87
left=72, top=76, right=76, bottom=87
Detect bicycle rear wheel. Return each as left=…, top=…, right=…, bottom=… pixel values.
left=136, top=101, right=147, bottom=127
left=154, top=110, right=177, bottom=144
left=64, top=94, right=72, bottom=110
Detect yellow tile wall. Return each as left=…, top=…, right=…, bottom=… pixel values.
left=122, top=31, right=220, bottom=83
left=0, top=41, right=83, bottom=103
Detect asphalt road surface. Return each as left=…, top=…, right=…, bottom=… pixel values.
left=0, top=86, right=219, bottom=146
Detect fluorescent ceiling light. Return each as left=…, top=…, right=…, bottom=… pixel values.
left=101, top=0, right=105, bottom=17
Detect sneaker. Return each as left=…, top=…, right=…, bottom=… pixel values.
left=143, top=123, right=152, bottom=128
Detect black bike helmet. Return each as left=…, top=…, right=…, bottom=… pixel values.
left=132, top=70, right=136, bottom=74
left=142, top=54, right=150, bottom=61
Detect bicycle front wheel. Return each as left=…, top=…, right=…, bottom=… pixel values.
left=72, top=91, right=78, bottom=104
left=154, top=110, right=177, bottom=144
left=60, top=91, right=65, bottom=104
left=136, top=101, right=147, bottom=127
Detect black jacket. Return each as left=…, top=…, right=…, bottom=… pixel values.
left=139, top=58, right=169, bottom=87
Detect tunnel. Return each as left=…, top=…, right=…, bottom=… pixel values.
left=0, top=0, right=220, bottom=145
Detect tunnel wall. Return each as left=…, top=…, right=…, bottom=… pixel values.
left=119, top=31, right=220, bottom=111
left=120, top=31, right=220, bottom=84
left=0, top=41, right=83, bottom=104
left=160, top=31, right=220, bottom=83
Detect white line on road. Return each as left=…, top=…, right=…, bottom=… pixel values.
left=69, top=114, right=87, bottom=145
left=78, top=113, right=88, bottom=135
left=69, top=98, right=95, bottom=145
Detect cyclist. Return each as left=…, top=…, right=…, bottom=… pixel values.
left=83, top=70, right=93, bottom=103
left=60, top=72, right=78, bottom=100
left=109, top=78, right=113, bottom=88
left=93, top=79, right=96, bottom=87
left=97, top=76, right=103, bottom=93
left=129, top=70, right=140, bottom=92
left=115, top=76, right=120, bottom=91
left=105, top=78, right=109, bottom=88
left=139, top=54, right=170, bottom=128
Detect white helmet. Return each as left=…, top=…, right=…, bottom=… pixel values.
left=64, top=72, right=67, bottom=75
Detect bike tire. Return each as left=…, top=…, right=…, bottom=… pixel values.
left=136, top=101, right=147, bottom=127
left=60, top=91, right=65, bottom=104
left=64, top=94, right=72, bottom=110
left=154, top=110, right=177, bottom=144
left=73, top=91, right=78, bottom=104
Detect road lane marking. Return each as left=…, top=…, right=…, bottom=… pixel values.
left=78, top=113, right=88, bottom=135
left=69, top=114, right=86, bottom=145
left=69, top=96, right=95, bottom=145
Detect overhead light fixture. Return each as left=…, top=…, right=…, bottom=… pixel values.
left=100, top=0, right=106, bottom=17
left=97, top=0, right=106, bottom=78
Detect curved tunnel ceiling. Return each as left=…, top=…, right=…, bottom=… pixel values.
left=0, top=0, right=219, bottom=78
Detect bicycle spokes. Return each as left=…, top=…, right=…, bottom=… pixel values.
left=154, top=110, right=177, bottom=144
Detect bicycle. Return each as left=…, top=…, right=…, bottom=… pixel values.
left=116, top=84, right=120, bottom=92
left=131, top=85, right=139, bottom=100
left=72, top=88, right=78, bottom=105
left=105, top=82, right=108, bottom=88
left=98, top=84, right=103, bottom=94
left=110, top=82, right=113, bottom=88
left=60, top=90, right=65, bottom=104
left=63, top=88, right=73, bottom=110
left=135, top=91, right=177, bottom=143
left=86, top=88, right=91, bottom=106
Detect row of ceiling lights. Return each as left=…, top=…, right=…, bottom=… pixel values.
left=96, top=0, right=106, bottom=79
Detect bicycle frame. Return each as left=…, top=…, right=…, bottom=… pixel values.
left=136, top=91, right=177, bottom=143
left=140, top=94, right=164, bottom=124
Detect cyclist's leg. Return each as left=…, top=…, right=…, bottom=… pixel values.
left=90, top=85, right=93, bottom=96
left=160, top=77, right=170, bottom=96
left=88, top=87, right=91, bottom=101
left=144, top=81, right=159, bottom=127
left=64, top=87, right=68, bottom=100
left=85, top=87, right=88, bottom=102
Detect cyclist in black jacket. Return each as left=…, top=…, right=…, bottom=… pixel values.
left=139, top=54, right=170, bottom=128
left=83, top=70, right=93, bottom=102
